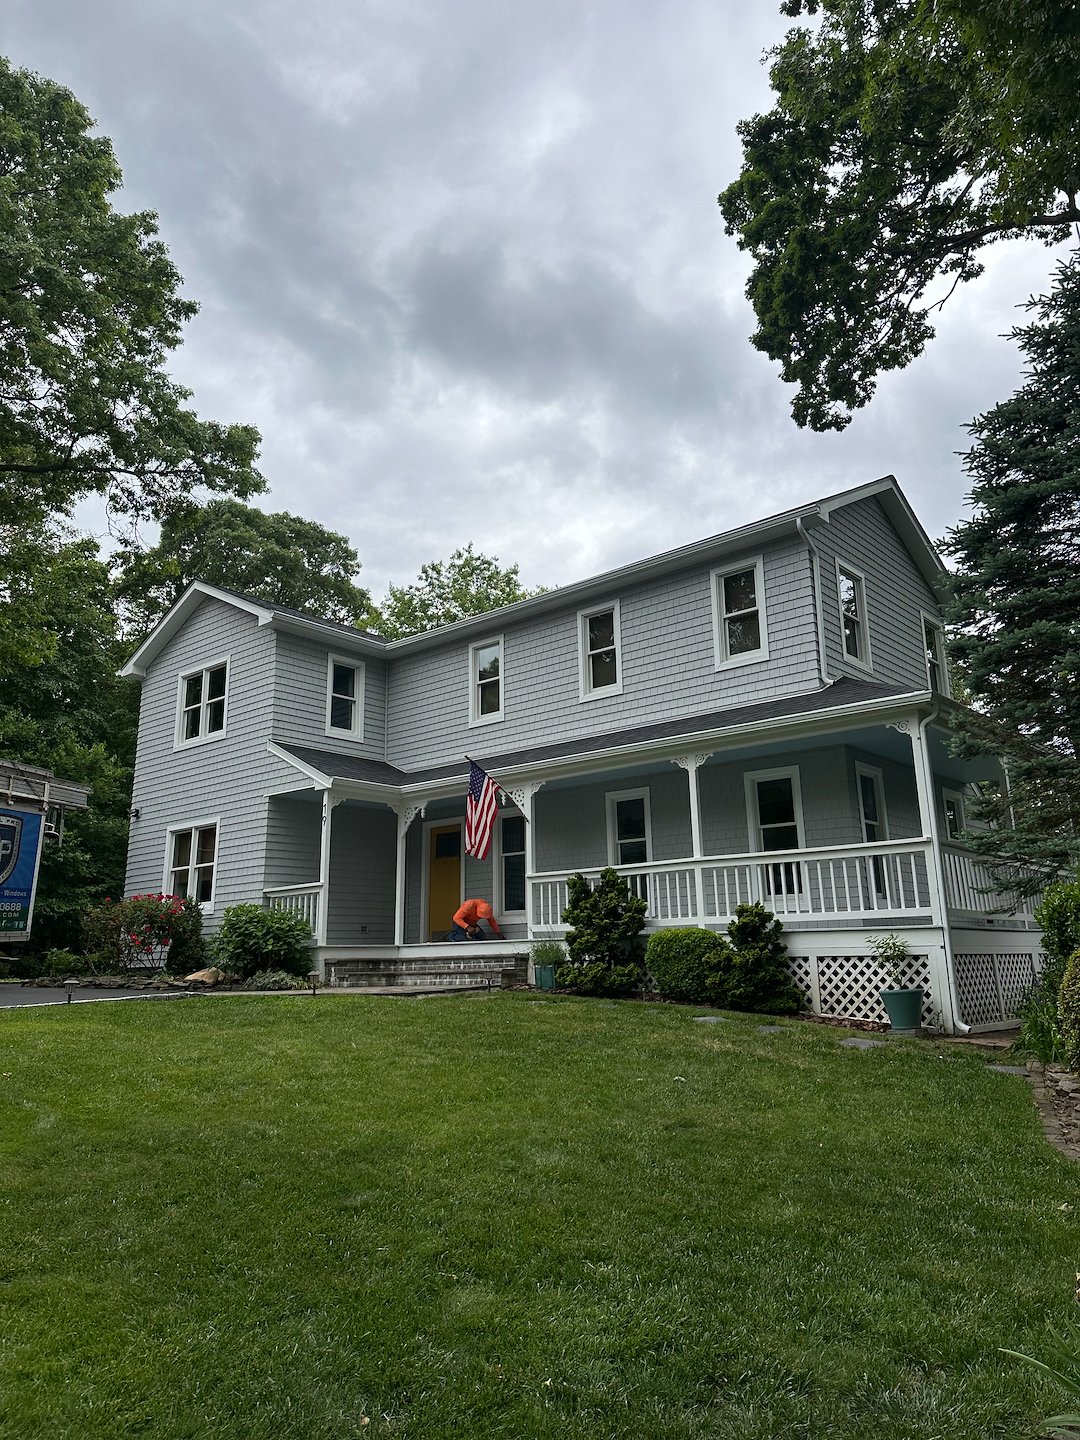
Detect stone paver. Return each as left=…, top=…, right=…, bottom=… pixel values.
left=988, top=1064, right=1028, bottom=1076
left=693, top=1015, right=725, bottom=1024
left=840, top=1036, right=884, bottom=1050
left=757, top=1025, right=784, bottom=1034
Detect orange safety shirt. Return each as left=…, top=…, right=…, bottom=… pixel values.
left=453, top=899, right=494, bottom=928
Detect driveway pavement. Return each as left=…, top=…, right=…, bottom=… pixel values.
left=0, top=986, right=191, bottom=1008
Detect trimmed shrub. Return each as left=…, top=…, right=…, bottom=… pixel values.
left=704, top=903, right=802, bottom=1015
left=558, top=869, right=647, bottom=996
left=82, top=893, right=206, bottom=975
left=646, top=927, right=728, bottom=1003
left=1058, top=946, right=1080, bottom=1071
left=213, top=904, right=312, bottom=980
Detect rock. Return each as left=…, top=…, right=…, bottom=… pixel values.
left=184, top=967, right=226, bottom=986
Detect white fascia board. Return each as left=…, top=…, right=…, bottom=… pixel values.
left=267, top=614, right=386, bottom=656
left=397, top=689, right=932, bottom=799
left=266, top=743, right=402, bottom=804
left=120, top=582, right=275, bottom=677
left=266, top=741, right=333, bottom=788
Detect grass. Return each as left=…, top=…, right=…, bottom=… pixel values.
left=0, top=992, right=1076, bottom=1439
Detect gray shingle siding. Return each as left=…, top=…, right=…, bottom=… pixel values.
left=125, top=597, right=300, bottom=928
left=271, top=632, right=388, bottom=761
left=815, top=497, right=941, bottom=689
left=385, top=540, right=820, bottom=771
left=326, top=805, right=397, bottom=944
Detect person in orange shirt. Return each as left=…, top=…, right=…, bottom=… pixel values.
left=451, top=898, right=503, bottom=941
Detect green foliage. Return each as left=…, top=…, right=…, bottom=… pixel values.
left=82, top=893, right=205, bottom=975
left=1009, top=878, right=1080, bottom=1063
left=375, top=544, right=540, bottom=638
left=1057, top=947, right=1080, bottom=1073
left=530, top=936, right=567, bottom=969
left=213, top=904, right=313, bottom=980
left=0, top=57, right=262, bottom=530
left=704, top=904, right=802, bottom=1015
left=645, top=927, right=728, bottom=1004
left=866, top=932, right=911, bottom=989
left=238, top=969, right=307, bottom=992
left=720, top=1, right=1080, bottom=430
left=556, top=869, right=647, bottom=995
left=42, top=949, right=95, bottom=977
left=112, top=499, right=375, bottom=640
left=1003, top=1311, right=1080, bottom=1438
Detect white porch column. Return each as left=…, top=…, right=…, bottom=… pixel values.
left=507, top=782, right=544, bottom=939
left=392, top=802, right=426, bottom=947
left=894, top=714, right=963, bottom=1032
left=316, top=789, right=343, bottom=947
left=673, top=753, right=713, bottom=922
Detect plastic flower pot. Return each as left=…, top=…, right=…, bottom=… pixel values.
left=880, top=987, right=924, bottom=1034
left=534, top=963, right=556, bottom=992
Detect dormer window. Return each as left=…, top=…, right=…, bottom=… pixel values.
left=176, top=661, right=228, bottom=747
left=326, top=656, right=365, bottom=739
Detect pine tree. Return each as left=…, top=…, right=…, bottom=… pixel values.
left=945, top=252, right=1080, bottom=880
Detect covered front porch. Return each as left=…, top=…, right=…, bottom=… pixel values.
left=261, top=701, right=1042, bottom=1031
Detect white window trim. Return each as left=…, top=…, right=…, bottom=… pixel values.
left=920, top=610, right=950, bottom=697
left=835, top=561, right=873, bottom=671
left=605, top=787, right=652, bottom=866
left=711, top=556, right=769, bottom=669
left=174, top=655, right=230, bottom=751
left=854, top=762, right=890, bottom=841
left=578, top=600, right=623, bottom=702
left=468, top=635, right=504, bottom=728
left=324, top=653, right=366, bottom=740
left=162, top=816, right=221, bottom=914
left=493, top=808, right=527, bottom=917
left=942, top=787, right=967, bottom=841
left=743, top=766, right=806, bottom=853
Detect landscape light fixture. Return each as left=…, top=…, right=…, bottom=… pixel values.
left=308, top=970, right=319, bottom=997
left=64, top=979, right=78, bottom=1003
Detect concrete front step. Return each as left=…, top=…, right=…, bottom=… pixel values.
left=326, top=953, right=528, bottom=991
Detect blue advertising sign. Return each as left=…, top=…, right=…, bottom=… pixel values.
left=0, top=807, right=46, bottom=942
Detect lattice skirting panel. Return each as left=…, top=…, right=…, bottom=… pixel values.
left=787, top=953, right=935, bottom=1027
left=953, top=951, right=1039, bottom=1026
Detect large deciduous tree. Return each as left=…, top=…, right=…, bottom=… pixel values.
left=112, top=500, right=375, bottom=639
left=945, top=254, right=1080, bottom=879
left=0, top=56, right=263, bottom=526
left=375, top=544, right=540, bottom=638
left=720, top=0, right=1080, bottom=431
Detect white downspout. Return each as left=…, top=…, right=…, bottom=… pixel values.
left=797, top=515, right=833, bottom=687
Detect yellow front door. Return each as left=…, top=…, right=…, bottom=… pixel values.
left=427, top=825, right=462, bottom=940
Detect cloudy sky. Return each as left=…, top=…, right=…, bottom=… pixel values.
left=5, top=0, right=1067, bottom=600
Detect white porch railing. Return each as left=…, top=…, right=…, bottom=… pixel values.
left=264, top=882, right=322, bottom=932
left=530, top=838, right=936, bottom=930
left=940, top=844, right=1042, bottom=921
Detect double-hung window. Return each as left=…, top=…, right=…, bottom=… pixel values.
left=837, top=564, right=870, bottom=667
left=579, top=602, right=622, bottom=699
left=166, top=822, right=218, bottom=907
left=468, top=637, right=503, bottom=725
left=498, top=813, right=527, bottom=914
left=922, top=616, right=948, bottom=695
left=326, top=655, right=365, bottom=739
left=942, top=788, right=966, bottom=841
left=745, top=767, right=804, bottom=898
left=176, top=661, right=228, bottom=746
left=606, top=789, right=651, bottom=905
left=712, top=558, right=768, bottom=667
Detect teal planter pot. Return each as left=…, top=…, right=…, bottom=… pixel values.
left=881, top=987, right=924, bottom=1034
left=535, top=963, right=556, bottom=992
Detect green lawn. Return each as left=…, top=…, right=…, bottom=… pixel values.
left=0, top=993, right=1076, bottom=1439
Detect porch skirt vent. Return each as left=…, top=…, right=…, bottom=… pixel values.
left=952, top=951, right=1040, bottom=1027
left=787, top=953, right=934, bottom=1028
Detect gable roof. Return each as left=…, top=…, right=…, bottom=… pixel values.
left=121, top=474, right=949, bottom=677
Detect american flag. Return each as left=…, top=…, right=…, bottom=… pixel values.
left=464, top=759, right=499, bottom=859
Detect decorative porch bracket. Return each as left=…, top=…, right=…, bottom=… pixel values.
left=507, top=782, right=545, bottom=939
left=392, top=801, right=427, bottom=947
left=672, top=753, right=713, bottom=929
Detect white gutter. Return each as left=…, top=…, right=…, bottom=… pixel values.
left=917, top=706, right=971, bottom=1034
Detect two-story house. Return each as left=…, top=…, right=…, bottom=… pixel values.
left=121, top=475, right=1042, bottom=1032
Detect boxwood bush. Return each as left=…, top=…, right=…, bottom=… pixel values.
left=645, top=927, right=728, bottom=1003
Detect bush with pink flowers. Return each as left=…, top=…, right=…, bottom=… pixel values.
left=83, top=893, right=206, bottom=975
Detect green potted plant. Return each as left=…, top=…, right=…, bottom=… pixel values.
left=530, top=935, right=566, bottom=992
left=868, top=932, right=924, bottom=1034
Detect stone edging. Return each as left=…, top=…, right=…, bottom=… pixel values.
left=1025, top=1062, right=1080, bottom=1164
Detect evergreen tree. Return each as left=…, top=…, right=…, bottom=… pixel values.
left=945, top=253, right=1080, bottom=880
